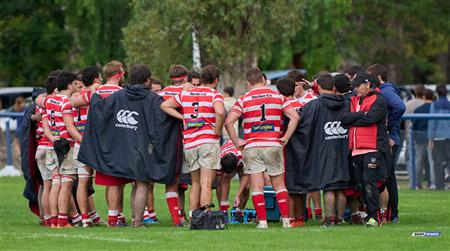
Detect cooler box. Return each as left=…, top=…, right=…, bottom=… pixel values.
left=263, top=186, right=280, bottom=221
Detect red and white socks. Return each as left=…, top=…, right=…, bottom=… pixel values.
left=81, top=213, right=92, bottom=227
left=58, top=213, right=69, bottom=227
left=89, top=210, right=101, bottom=224
left=275, top=189, right=289, bottom=219
left=252, top=192, right=267, bottom=223
left=220, top=201, right=230, bottom=214
left=108, top=210, right=118, bottom=226
left=43, top=215, right=51, bottom=227
left=166, top=192, right=181, bottom=225
left=71, top=213, right=82, bottom=226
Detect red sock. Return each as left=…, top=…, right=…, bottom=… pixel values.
left=44, top=217, right=51, bottom=227
left=315, top=208, right=322, bottom=217
left=58, top=213, right=68, bottom=226
left=276, top=190, right=289, bottom=218
left=166, top=192, right=181, bottom=225
left=307, top=208, right=312, bottom=219
left=252, top=192, right=267, bottom=221
left=108, top=210, right=118, bottom=226
left=50, top=216, right=58, bottom=226
left=81, top=213, right=90, bottom=220
left=219, top=201, right=230, bottom=213
left=296, top=216, right=304, bottom=222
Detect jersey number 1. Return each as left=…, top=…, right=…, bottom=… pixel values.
left=260, top=104, right=266, bottom=121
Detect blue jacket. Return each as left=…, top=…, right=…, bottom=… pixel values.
left=428, top=96, right=450, bottom=140
left=380, top=82, right=406, bottom=145
left=412, top=103, right=431, bottom=143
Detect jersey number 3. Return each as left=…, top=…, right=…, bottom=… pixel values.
left=191, top=102, right=199, bottom=119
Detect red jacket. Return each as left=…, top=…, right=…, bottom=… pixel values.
left=345, top=91, right=389, bottom=152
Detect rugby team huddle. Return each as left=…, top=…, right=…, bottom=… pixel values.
left=31, top=60, right=405, bottom=229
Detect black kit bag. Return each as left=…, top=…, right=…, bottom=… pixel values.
left=190, top=204, right=227, bottom=230
left=53, top=138, right=71, bottom=167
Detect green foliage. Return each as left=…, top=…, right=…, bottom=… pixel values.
left=1, top=0, right=449, bottom=86
left=344, top=0, right=450, bottom=83
left=0, top=0, right=72, bottom=86
left=260, top=0, right=352, bottom=77
left=123, top=0, right=305, bottom=87
left=60, top=0, right=131, bottom=68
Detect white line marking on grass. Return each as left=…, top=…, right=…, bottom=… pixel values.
left=16, top=233, right=155, bottom=244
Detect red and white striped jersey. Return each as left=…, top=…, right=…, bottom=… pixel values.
left=287, top=97, right=303, bottom=112
left=82, top=84, right=122, bottom=103
left=35, top=107, right=53, bottom=149
left=172, top=86, right=224, bottom=149
left=296, top=91, right=317, bottom=105
left=72, top=105, right=88, bottom=144
left=42, top=94, right=74, bottom=143
left=220, top=140, right=243, bottom=161
left=232, top=87, right=291, bottom=149
left=159, top=85, right=184, bottom=101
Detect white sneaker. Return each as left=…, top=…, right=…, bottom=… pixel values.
left=256, top=221, right=268, bottom=229
left=365, top=218, right=380, bottom=227
left=282, top=218, right=291, bottom=229
left=82, top=219, right=93, bottom=228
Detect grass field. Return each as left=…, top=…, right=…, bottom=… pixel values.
left=0, top=177, right=448, bottom=251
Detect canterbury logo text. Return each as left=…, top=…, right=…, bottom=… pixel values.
left=115, top=109, right=139, bottom=131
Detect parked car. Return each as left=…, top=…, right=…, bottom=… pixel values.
left=0, top=87, right=34, bottom=132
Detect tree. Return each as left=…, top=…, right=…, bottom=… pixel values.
left=0, top=0, right=72, bottom=86
left=344, top=0, right=450, bottom=83
left=123, top=0, right=305, bottom=93
left=259, top=0, right=352, bottom=77
left=60, top=0, right=131, bottom=68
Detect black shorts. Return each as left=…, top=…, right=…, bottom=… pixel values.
left=350, top=151, right=387, bottom=188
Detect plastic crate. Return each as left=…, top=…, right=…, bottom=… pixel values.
left=263, top=186, right=280, bottom=222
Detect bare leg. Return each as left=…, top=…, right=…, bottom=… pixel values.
left=76, top=177, right=90, bottom=216
left=200, top=168, right=216, bottom=207
left=58, top=180, right=74, bottom=224
left=336, top=190, right=347, bottom=221
left=130, top=182, right=136, bottom=220
left=41, top=180, right=52, bottom=218
left=49, top=180, right=61, bottom=226
left=133, top=181, right=149, bottom=226
left=108, top=186, right=122, bottom=213
left=323, top=190, right=336, bottom=219
left=147, top=183, right=155, bottom=213
left=189, top=170, right=201, bottom=214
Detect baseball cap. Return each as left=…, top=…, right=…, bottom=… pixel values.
left=351, top=72, right=378, bottom=88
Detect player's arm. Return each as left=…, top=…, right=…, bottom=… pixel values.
left=41, top=116, right=55, bottom=142
left=31, top=113, right=42, bottom=122
left=234, top=174, right=250, bottom=207
left=161, top=98, right=184, bottom=120
left=64, top=115, right=82, bottom=143
left=225, top=111, right=244, bottom=150
left=34, top=95, right=46, bottom=108
left=281, top=108, right=300, bottom=146
left=70, top=91, right=89, bottom=108
left=213, top=101, right=226, bottom=136
left=63, top=115, right=83, bottom=143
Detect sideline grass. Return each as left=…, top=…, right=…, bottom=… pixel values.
left=0, top=177, right=448, bottom=250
